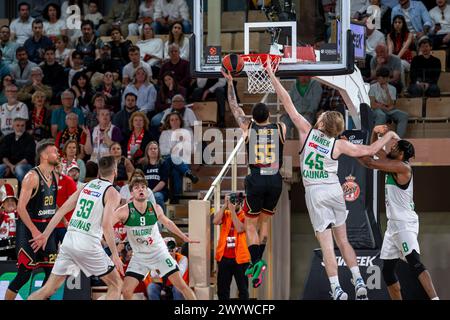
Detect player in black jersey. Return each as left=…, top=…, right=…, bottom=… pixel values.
left=223, top=70, right=286, bottom=288
left=4, top=140, right=59, bottom=300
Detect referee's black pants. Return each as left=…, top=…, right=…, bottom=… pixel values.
left=217, top=257, right=249, bottom=300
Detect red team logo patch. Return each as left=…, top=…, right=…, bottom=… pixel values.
left=342, top=175, right=360, bottom=202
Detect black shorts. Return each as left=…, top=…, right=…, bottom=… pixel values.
left=243, top=171, right=283, bottom=218
left=15, top=220, right=58, bottom=270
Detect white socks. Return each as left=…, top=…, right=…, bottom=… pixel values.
left=329, top=275, right=340, bottom=292
left=432, top=297, right=440, bottom=300
left=350, top=266, right=362, bottom=283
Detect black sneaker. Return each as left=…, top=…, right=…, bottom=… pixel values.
left=185, top=171, right=199, bottom=184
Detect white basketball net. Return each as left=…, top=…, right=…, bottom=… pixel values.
left=241, top=54, right=281, bottom=94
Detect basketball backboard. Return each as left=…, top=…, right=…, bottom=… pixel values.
left=192, top=0, right=353, bottom=78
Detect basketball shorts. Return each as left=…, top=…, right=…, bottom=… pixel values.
left=52, top=231, right=114, bottom=278
left=244, top=171, right=283, bottom=217
left=15, top=219, right=58, bottom=270
left=305, top=184, right=348, bottom=233
left=125, top=250, right=178, bottom=281
left=380, top=220, right=420, bottom=260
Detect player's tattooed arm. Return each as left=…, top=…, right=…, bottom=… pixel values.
left=222, top=70, right=251, bottom=131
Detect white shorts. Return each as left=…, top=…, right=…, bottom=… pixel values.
left=380, top=220, right=420, bottom=260
left=305, top=184, right=348, bottom=233
left=52, top=231, right=114, bottom=278
left=126, top=250, right=178, bottom=280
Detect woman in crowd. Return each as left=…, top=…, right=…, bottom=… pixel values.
left=125, top=111, right=154, bottom=166
left=28, top=91, right=51, bottom=142
left=122, top=66, right=157, bottom=115
left=136, top=22, right=163, bottom=76
left=95, top=71, right=121, bottom=113
left=43, top=3, right=67, bottom=41
left=61, top=139, right=86, bottom=183
left=110, top=142, right=135, bottom=184
left=387, top=15, right=413, bottom=80
left=71, top=71, right=95, bottom=117
left=163, top=22, right=189, bottom=61
left=55, top=35, right=72, bottom=67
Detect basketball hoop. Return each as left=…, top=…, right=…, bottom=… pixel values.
left=240, top=54, right=282, bottom=94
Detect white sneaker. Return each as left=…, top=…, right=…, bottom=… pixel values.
left=353, top=277, right=368, bottom=300
left=332, top=286, right=348, bottom=300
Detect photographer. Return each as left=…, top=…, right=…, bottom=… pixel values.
left=213, top=193, right=250, bottom=300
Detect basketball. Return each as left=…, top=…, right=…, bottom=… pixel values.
left=222, top=53, right=245, bottom=75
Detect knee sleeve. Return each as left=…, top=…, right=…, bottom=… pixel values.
left=405, top=250, right=426, bottom=277
left=382, top=259, right=399, bottom=286
left=8, top=265, right=33, bottom=293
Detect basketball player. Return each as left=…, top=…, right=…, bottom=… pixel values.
left=267, top=63, right=399, bottom=300
left=358, top=126, right=439, bottom=300
left=222, top=70, right=286, bottom=288
left=114, top=176, right=198, bottom=300
left=28, top=156, right=123, bottom=300
left=4, top=140, right=59, bottom=300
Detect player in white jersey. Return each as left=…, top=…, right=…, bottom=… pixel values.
left=114, top=176, right=197, bottom=300
left=267, top=63, right=399, bottom=300
left=28, top=156, right=124, bottom=300
left=358, top=126, right=439, bottom=300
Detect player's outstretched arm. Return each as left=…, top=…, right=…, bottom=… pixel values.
left=266, top=59, right=311, bottom=141
left=102, top=187, right=124, bottom=276
left=334, top=130, right=399, bottom=159
left=221, top=70, right=251, bottom=132
left=358, top=156, right=411, bottom=174
left=156, top=204, right=199, bottom=244
left=30, top=182, right=83, bottom=252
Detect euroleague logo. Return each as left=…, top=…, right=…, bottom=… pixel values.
left=342, top=175, right=360, bottom=202
left=209, top=47, right=217, bottom=56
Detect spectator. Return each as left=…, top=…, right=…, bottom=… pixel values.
left=139, top=141, right=169, bottom=212
left=369, top=67, right=409, bottom=138
left=42, top=3, right=67, bottom=41
left=370, top=43, right=403, bottom=93
left=129, top=0, right=156, bottom=36
left=281, top=76, right=322, bottom=139
left=159, top=44, right=191, bottom=89
left=41, top=46, right=67, bottom=103
left=28, top=90, right=52, bottom=141
left=30, top=0, right=62, bottom=19
left=160, top=94, right=197, bottom=130
left=122, top=46, right=153, bottom=87
left=0, top=26, right=19, bottom=65
left=51, top=90, right=85, bottom=137
left=17, top=67, right=52, bottom=108
left=84, top=108, right=123, bottom=177
left=136, top=22, right=164, bottom=76
left=146, top=237, right=189, bottom=300
left=0, top=85, right=29, bottom=137
left=0, top=75, right=14, bottom=105
left=192, top=78, right=227, bottom=128
left=54, top=112, right=87, bottom=157
left=152, top=0, right=192, bottom=34
left=0, top=51, right=10, bottom=83
left=318, top=85, right=346, bottom=115
left=85, top=93, right=107, bottom=130
left=71, top=71, right=95, bottom=117
left=391, top=0, right=433, bottom=40
left=55, top=35, right=71, bottom=66
left=88, top=43, right=121, bottom=84
left=408, top=37, right=441, bottom=97
left=163, top=21, right=189, bottom=61
left=66, top=161, right=84, bottom=189
left=53, top=162, right=77, bottom=244
left=429, top=0, right=450, bottom=49
left=10, top=2, right=34, bottom=46
left=61, top=139, right=86, bottom=182
left=95, top=71, right=121, bottom=112
left=360, top=21, right=386, bottom=79
left=84, top=1, right=104, bottom=30
left=213, top=193, right=250, bottom=300
left=73, top=20, right=102, bottom=69
left=122, top=67, right=157, bottom=114
left=387, top=15, right=413, bottom=84
left=10, top=47, right=36, bottom=89
left=109, top=28, right=133, bottom=70
left=111, top=142, right=135, bottom=184
left=99, top=0, right=139, bottom=37
left=68, top=50, right=86, bottom=87
left=113, top=92, right=139, bottom=139
left=0, top=183, right=18, bottom=245
left=24, top=19, right=53, bottom=65
left=0, top=117, right=35, bottom=183
left=159, top=111, right=198, bottom=203
left=125, top=111, right=154, bottom=165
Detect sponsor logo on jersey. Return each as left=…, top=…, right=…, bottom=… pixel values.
left=88, top=182, right=102, bottom=190
left=308, top=142, right=329, bottom=155
left=38, top=209, right=56, bottom=216
left=83, top=189, right=101, bottom=198
left=342, top=175, right=360, bottom=202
